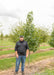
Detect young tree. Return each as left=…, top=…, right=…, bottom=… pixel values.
left=36, top=28, right=49, bottom=43
left=24, top=11, right=39, bottom=52
left=10, top=11, right=40, bottom=67
left=49, top=30, right=54, bottom=47
left=49, top=23, right=54, bottom=47
left=10, top=11, right=49, bottom=67
left=24, top=11, right=40, bottom=66
left=0, top=32, right=3, bottom=40
left=5, top=34, right=9, bottom=38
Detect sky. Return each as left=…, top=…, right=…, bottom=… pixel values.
left=0, top=0, right=54, bottom=35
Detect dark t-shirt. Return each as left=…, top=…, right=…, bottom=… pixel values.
left=15, top=40, right=29, bottom=56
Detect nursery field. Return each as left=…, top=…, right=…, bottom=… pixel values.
left=0, top=39, right=54, bottom=75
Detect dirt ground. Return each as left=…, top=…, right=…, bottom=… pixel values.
left=0, top=57, right=54, bottom=75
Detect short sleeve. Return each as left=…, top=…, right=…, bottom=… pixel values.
left=15, top=42, right=18, bottom=51
left=26, top=42, right=29, bottom=49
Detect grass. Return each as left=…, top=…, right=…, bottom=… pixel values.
left=35, top=61, right=54, bottom=75
left=0, top=57, right=16, bottom=70
left=0, top=46, right=14, bottom=49
left=27, top=50, right=54, bottom=63
left=0, top=45, right=51, bottom=50
left=0, top=45, right=53, bottom=56
left=0, top=50, right=15, bottom=56
left=0, top=50, right=54, bottom=70
left=0, top=47, right=51, bottom=56
left=0, top=39, right=15, bottom=49
left=35, top=69, right=54, bottom=75
left=41, top=68, right=54, bottom=75
left=0, top=39, right=51, bottom=50
left=39, top=45, right=52, bottom=49
left=0, top=39, right=15, bottom=46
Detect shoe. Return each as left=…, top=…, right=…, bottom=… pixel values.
left=22, top=71, right=24, bottom=75
left=14, top=72, right=18, bottom=75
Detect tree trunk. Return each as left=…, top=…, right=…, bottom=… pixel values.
left=28, top=50, right=30, bottom=68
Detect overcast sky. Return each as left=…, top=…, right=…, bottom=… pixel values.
left=0, top=0, right=54, bottom=35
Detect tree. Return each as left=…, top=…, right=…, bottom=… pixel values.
left=36, top=28, right=49, bottom=44
left=0, top=24, right=4, bottom=40
left=48, top=23, right=54, bottom=47
left=9, top=21, right=25, bottom=42
left=24, top=11, right=40, bottom=52
left=0, top=32, right=3, bottom=40
left=10, top=11, right=49, bottom=67
left=4, top=34, right=9, bottom=38
left=49, top=28, right=54, bottom=47
left=10, top=11, right=40, bottom=67
left=23, top=11, right=40, bottom=66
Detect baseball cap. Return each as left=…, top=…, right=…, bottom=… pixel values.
left=20, top=35, right=24, bottom=38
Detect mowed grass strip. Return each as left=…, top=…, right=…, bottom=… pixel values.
left=27, top=50, right=54, bottom=62
left=0, top=46, right=14, bottom=49
left=0, top=45, right=53, bottom=56
left=0, top=50, right=54, bottom=70
left=39, top=45, right=52, bottom=49
left=0, top=50, right=15, bottom=56
left=0, top=57, right=16, bottom=70
left=0, top=39, right=15, bottom=46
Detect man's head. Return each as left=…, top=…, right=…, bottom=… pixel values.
left=19, top=35, right=24, bottom=41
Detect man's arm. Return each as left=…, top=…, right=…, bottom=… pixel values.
left=26, top=42, right=29, bottom=57
left=15, top=51, right=18, bottom=58
left=15, top=42, right=19, bottom=58
left=26, top=49, right=29, bottom=57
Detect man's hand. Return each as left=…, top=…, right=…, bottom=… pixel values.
left=26, top=54, right=28, bottom=58
left=15, top=51, right=19, bottom=58
left=26, top=49, right=29, bottom=58
left=16, top=54, right=19, bottom=58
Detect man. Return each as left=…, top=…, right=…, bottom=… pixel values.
left=15, top=35, right=29, bottom=75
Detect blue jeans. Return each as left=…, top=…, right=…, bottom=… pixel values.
left=15, top=55, right=26, bottom=72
